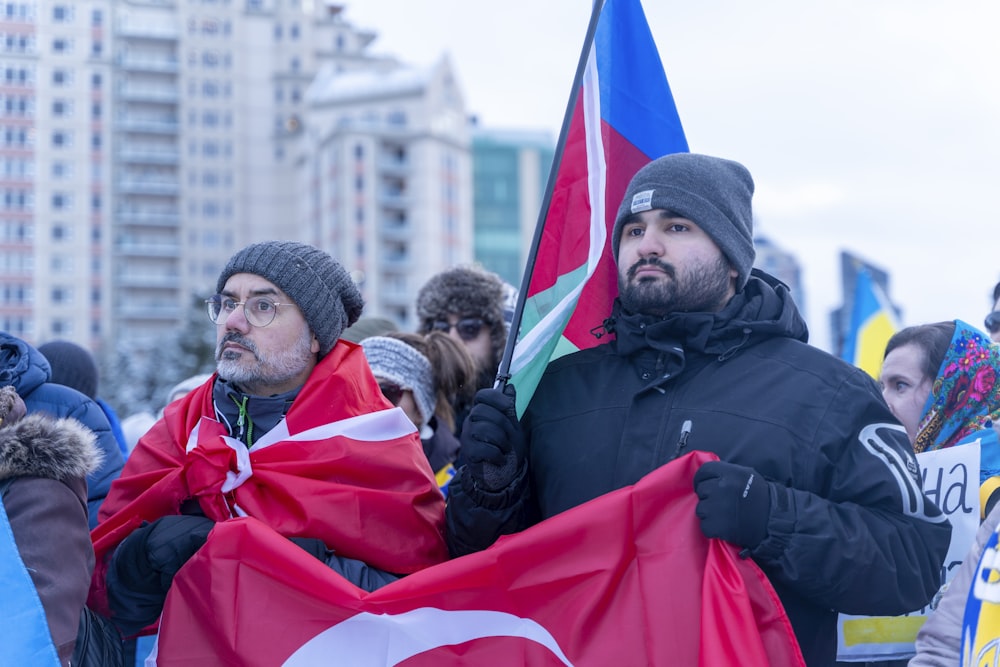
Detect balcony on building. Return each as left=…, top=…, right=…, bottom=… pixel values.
left=118, top=176, right=179, bottom=196
left=117, top=113, right=179, bottom=134
left=117, top=303, right=183, bottom=320
left=117, top=54, right=179, bottom=74
left=116, top=270, right=181, bottom=288
left=117, top=84, right=179, bottom=103
left=115, top=206, right=180, bottom=227
left=115, top=20, right=179, bottom=41
left=116, top=146, right=180, bottom=165
left=115, top=240, right=181, bottom=257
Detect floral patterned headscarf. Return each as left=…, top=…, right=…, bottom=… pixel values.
left=913, top=320, right=1000, bottom=453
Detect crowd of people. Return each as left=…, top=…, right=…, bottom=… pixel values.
left=2, top=153, right=1000, bottom=666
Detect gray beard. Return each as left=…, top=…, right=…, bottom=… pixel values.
left=215, top=331, right=313, bottom=394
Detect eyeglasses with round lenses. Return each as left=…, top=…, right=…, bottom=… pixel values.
left=205, top=294, right=293, bottom=327
left=430, top=317, right=486, bottom=342
left=985, top=311, right=1000, bottom=334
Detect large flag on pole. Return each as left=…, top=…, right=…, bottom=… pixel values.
left=839, top=254, right=900, bottom=379
left=500, top=0, right=689, bottom=415
left=149, top=451, right=804, bottom=666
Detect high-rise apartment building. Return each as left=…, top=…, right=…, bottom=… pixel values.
left=2, top=1, right=464, bottom=349
left=471, top=127, right=553, bottom=288
left=297, top=54, right=472, bottom=329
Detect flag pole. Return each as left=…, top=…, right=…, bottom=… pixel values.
left=495, top=0, right=606, bottom=385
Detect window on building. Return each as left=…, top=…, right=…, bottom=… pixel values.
left=290, top=23, right=299, bottom=39
left=52, top=37, right=70, bottom=52
left=91, top=8, right=102, bottom=26
left=52, top=68, right=67, bottom=85
left=52, top=5, right=71, bottom=22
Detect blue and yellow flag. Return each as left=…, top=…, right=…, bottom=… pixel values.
left=841, top=267, right=899, bottom=379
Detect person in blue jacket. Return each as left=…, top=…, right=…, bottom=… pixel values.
left=0, top=332, right=124, bottom=527
left=38, top=339, right=130, bottom=459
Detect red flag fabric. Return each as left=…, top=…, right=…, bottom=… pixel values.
left=152, top=451, right=804, bottom=666
left=89, top=341, right=447, bottom=617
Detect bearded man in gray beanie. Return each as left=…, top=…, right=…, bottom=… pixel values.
left=446, top=153, right=950, bottom=666
left=95, top=241, right=448, bottom=647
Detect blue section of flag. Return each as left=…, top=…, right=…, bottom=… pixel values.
left=594, top=0, right=688, bottom=159
left=842, top=268, right=880, bottom=365
left=0, top=497, right=61, bottom=666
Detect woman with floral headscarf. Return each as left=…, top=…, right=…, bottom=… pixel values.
left=880, top=320, right=1000, bottom=488
left=886, top=320, right=1000, bottom=667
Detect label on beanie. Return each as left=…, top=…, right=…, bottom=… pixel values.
left=630, top=189, right=654, bottom=213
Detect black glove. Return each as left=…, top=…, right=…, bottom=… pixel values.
left=107, top=514, right=214, bottom=635
left=461, top=384, right=526, bottom=491
left=693, top=460, right=771, bottom=550
left=112, top=515, right=215, bottom=595
left=289, top=536, right=330, bottom=562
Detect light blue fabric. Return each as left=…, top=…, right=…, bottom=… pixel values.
left=0, top=489, right=61, bottom=666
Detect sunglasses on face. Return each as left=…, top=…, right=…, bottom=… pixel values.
left=986, top=311, right=1000, bottom=334
left=378, top=381, right=404, bottom=406
left=429, top=317, right=486, bottom=342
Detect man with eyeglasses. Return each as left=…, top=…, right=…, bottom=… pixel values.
left=89, top=241, right=447, bottom=642
left=416, top=266, right=509, bottom=429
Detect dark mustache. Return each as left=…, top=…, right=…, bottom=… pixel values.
left=217, top=331, right=258, bottom=358
left=627, top=258, right=675, bottom=281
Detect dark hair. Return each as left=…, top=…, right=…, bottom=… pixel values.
left=385, top=331, right=477, bottom=432
left=992, top=280, right=1000, bottom=305
left=883, top=321, right=956, bottom=382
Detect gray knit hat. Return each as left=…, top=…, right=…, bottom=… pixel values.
left=611, top=153, right=756, bottom=291
left=361, top=336, right=435, bottom=426
left=216, top=241, right=364, bottom=356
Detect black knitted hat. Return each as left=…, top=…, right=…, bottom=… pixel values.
left=38, top=340, right=99, bottom=399
left=217, top=241, right=364, bottom=356
left=611, top=153, right=756, bottom=291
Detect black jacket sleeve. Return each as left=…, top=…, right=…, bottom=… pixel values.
left=750, top=371, right=952, bottom=615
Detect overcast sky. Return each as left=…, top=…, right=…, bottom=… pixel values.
left=343, top=0, right=1000, bottom=353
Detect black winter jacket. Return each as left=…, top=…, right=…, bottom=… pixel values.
left=446, top=270, right=951, bottom=667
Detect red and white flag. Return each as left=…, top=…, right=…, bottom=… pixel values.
left=151, top=451, right=803, bottom=666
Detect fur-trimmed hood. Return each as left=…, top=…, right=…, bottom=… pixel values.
left=0, top=414, right=104, bottom=482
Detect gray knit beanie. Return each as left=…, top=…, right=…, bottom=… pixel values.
left=361, top=336, right=435, bottom=426
left=216, top=241, right=364, bottom=356
left=611, top=153, right=756, bottom=291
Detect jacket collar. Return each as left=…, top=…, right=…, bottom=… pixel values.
left=608, top=268, right=808, bottom=359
